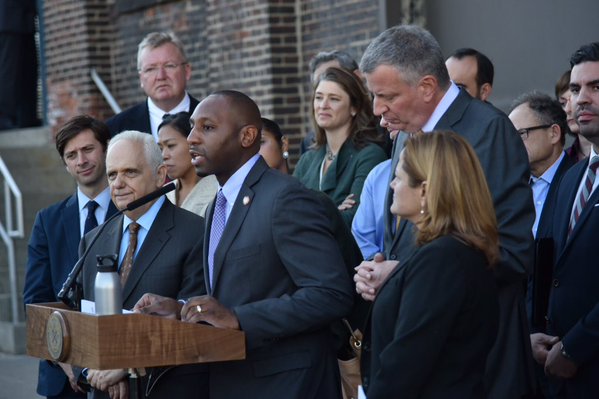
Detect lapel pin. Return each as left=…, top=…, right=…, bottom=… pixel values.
left=243, top=196, right=250, bottom=206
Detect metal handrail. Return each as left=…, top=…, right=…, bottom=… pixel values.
left=0, top=155, right=24, bottom=323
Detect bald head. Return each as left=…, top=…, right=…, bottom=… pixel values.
left=188, top=90, right=263, bottom=185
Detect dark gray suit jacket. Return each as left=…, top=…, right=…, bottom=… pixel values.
left=384, top=89, right=536, bottom=399
left=79, top=199, right=206, bottom=399
left=80, top=199, right=204, bottom=308
left=205, top=157, right=354, bottom=399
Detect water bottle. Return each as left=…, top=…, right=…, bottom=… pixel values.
left=94, top=254, right=122, bottom=315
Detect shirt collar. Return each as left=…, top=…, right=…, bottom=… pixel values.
left=122, top=196, right=165, bottom=233
left=77, top=186, right=111, bottom=212
left=220, top=154, right=261, bottom=208
left=422, top=82, right=460, bottom=133
left=147, top=93, right=190, bottom=118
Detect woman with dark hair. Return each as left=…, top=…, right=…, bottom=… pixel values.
left=259, top=117, right=289, bottom=174
left=293, top=67, right=387, bottom=227
left=360, top=131, right=500, bottom=399
left=157, top=112, right=218, bottom=215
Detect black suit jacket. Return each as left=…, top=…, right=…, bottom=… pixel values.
left=24, top=193, right=117, bottom=397
left=105, top=95, right=199, bottom=137
left=527, top=153, right=576, bottom=330
left=362, top=235, right=499, bottom=399
left=204, top=157, right=354, bottom=399
left=547, top=157, right=599, bottom=396
left=384, top=89, right=536, bottom=398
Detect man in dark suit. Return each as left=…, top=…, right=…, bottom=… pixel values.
left=76, top=131, right=206, bottom=399
left=353, top=25, right=536, bottom=398
left=135, top=90, right=354, bottom=399
left=541, top=42, right=599, bottom=398
left=106, top=31, right=199, bottom=140
left=509, top=91, right=576, bottom=397
left=24, top=115, right=117, bottom=399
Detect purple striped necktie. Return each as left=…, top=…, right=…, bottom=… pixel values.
left=208, top=190, right=227, bottom=288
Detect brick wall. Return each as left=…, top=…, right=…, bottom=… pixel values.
left=40, top=0, right=384, bottom=160
left=43, top=0, right=115, bottom=133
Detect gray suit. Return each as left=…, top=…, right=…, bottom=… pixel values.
left=79, top=199, right=207, bottom=398
left=205, top=157, right=354, bottom=399
left=385, top=89, right=536, bottom=398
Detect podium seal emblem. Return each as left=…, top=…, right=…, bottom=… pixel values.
left=46, top=311, right=70, bottom=361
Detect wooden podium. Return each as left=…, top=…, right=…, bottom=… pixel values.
left=26, top=302, right=246, bottom=369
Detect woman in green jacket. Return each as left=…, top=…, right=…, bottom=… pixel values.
left=294, top=67, right=387, bottom=227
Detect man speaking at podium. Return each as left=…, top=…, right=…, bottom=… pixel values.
left=135, top=90, right=354, bottom=399
left=74, top=131, right=207, bottom=398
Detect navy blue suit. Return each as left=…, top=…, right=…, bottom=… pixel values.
left=528, top=153, right=576, bottom=330
left=547, top=157, right=599, bottom=396
left=24, top=193, right=117, bottom=397
left=105, top=95, right=199, bottom=137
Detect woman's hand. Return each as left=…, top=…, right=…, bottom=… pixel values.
left=338, top=193, right=356, bottom=211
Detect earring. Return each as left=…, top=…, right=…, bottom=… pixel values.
left=282, top=151, right=289, bottom=159
left=351, top=112, right=356, bottom=117
left=420, top=205, right=425, bottom=214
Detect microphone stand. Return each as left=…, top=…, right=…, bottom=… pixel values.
left=57, top=182, right=176, bottom=309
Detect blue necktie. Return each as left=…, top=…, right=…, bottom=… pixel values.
left=84, top=201, right=99, bottom=235
left=208, top=190, right=227, bottom=289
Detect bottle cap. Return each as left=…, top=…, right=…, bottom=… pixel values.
left=96, top=254, right=118, bottom=272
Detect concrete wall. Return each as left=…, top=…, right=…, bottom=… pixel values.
left=425, top=0, right=599, bottom=112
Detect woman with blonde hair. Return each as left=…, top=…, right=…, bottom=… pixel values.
left=360, top=131, right=500, bottom=399
left=293, top=67, right=387, bottom=227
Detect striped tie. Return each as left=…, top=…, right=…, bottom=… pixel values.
left=569, top=156, right=599, bottom=236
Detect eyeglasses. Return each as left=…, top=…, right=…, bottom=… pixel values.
left=139, top=62, right=188, bottom=76
left=517, top=124, right=553, bottom=139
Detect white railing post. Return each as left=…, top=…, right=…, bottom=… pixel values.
left=0, top=156, right=24, bottom=323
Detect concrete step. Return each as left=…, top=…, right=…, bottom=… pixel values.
left=0, top=127, right=74, bottom=353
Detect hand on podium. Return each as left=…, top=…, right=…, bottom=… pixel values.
left=133, top=293, right=183, bottom=319
left=181, top=296, right=240, bottom=330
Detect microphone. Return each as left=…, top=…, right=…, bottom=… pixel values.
left=57, top=182, right=176, bottom=309
left=125, top=182, right=175, bottom=211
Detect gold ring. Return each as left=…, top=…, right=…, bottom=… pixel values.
left=196, top=305, right=202, bottom=313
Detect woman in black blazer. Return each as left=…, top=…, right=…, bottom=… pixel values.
left=360, top=131, right=500, bottom=399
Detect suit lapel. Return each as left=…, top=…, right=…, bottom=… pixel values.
left=554, top=160, right=589, bottom=259
left=537, top=154, right=576, bottom=237
left=434, top=89, right=470, bottom=130
left=211, top=159, right=268, bottom=295
left=62, top=194, right=81, bottom=258
left=321, top=141, right=354, bottom=193
left=566, top=181, right=599, bottom=245
left=122, top=201, right=173, bottom=302
left=384, top=132, right=409, bottom=256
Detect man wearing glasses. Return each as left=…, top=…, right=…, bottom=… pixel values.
left=106, top=31, right=199, bottom=141
left=509, top=92, right=576, bottom=398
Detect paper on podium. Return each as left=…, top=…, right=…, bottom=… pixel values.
left=80, top=299, right=133, bottom=315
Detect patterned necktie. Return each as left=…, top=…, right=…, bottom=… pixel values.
left=208, top=190, right=227, bottom=289
left=120, top=222, right=140, bottom=287
left=569, top=156, right=599, bottom=236
left=84, top=200, right=99, bottom=235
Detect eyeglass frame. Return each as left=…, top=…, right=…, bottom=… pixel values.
left=139, top=62, right=188, bottom=76
left=517, top=124, right=554, bottom=139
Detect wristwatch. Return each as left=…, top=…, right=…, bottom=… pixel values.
left=560, top=342, right=573, bottom=360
